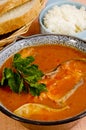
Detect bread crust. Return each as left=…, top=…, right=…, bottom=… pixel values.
left=0, top=0, right=30, bottom=16
left=0, top=0, right=41, bottom=35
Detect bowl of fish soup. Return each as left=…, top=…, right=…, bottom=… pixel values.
left=0, top=34, right=86, bottom=130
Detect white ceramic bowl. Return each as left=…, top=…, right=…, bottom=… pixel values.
left=39, top=0, right=86, bottom=40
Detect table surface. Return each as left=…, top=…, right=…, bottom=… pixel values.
left=0, top=0, right=86, bottom=130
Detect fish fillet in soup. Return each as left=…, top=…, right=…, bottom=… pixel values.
left=40, top=59, right=86, bottom=105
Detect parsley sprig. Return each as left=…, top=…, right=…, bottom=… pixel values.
left=0, top=54, right=47, bottom=96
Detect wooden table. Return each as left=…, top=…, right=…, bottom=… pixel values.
left=0, top=0, right=86, bottom=130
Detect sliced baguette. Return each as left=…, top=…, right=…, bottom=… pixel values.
left=0, top=0, right=30, bottom=16
left=0, top=0, right=41, bottom=35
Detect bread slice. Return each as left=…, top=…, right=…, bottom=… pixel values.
left=0, top=0, right=41, bottom=35
left=0, top=0, right=30, bottom=16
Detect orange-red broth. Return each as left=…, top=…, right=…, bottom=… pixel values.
left=0, top=44, right=86, bottom=121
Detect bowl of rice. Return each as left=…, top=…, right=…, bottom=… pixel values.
left=39, top=0, right=86, bottom=39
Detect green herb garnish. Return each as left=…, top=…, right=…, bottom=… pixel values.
left=0, top=54, right=47, bottom=96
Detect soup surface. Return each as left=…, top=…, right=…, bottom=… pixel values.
left=0, top=44, right=86, bottom=121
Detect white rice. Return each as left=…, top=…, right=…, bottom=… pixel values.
left=43, top=4, right=86, bottom=35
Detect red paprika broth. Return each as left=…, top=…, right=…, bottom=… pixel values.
left=0, top=44, right=86, bottom=121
